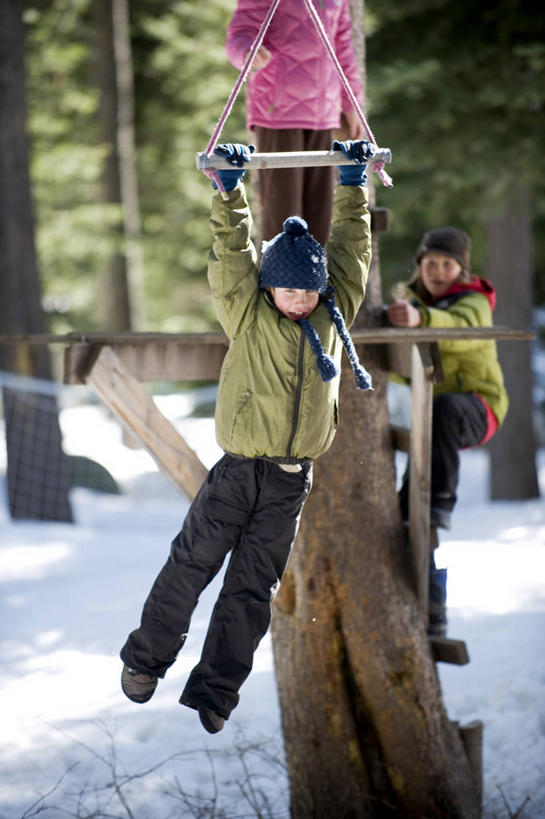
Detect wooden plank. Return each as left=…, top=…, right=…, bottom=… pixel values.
left=196, top=147, right=392, bottom=171
left=386, top=342, right=412, bottom=380
left=0, top=326, right=535, bottom=347
left=107, top=340, right=226, bottom=383
left=408, top=343, right=435, bottom=617
left=387, top=340, right=444, bottom=382
left=430, top=636, right=470, bottom=665
left=458, top=720, right=484, bottom=804
left=85, top=346, right=208, bottom=500
left=64, top=339, right=228, bottom=384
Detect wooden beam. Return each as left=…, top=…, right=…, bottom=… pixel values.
left=196, top=147, right=392, bottom=170
left=0, top=325, right=535, bottom=347
left=64, top=338, right=228, bottom=384
left=430, top=636, right=470, bottom=665
left=84, top=346, right=208, bottom=499
left=458, top=720, right=484, bottom=804
left=408, top=343, right=435, bottom=618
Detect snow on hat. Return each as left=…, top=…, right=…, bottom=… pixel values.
left=260, top=217, right=372, bottom=391
left=415, top=227, right=471, bottom=271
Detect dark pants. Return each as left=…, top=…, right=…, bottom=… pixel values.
left=120, top=454, right=312, bottom=719
left=254, top=127, right=335, bottom=246
left=400, top=393, right=488, bottom=516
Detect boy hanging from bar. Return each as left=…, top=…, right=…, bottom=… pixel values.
left=120, top=139, right=374, bottom=734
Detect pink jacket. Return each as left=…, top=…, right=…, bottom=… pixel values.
left=226, top=0, right=363, bottom=131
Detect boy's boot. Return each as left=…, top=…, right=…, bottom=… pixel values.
left=121, top=664, right=158, bottom=703
left=199, top=707, right=225, bottom=734
left=428, top=565, right=448, bottom=637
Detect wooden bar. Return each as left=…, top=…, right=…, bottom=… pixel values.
left=0, top=326, right=534, bottom=348
left=196, top=147, right=392, bottom=171
left=85, top=346, right=208, bottom=500
left=64, top=338, right=229, bottom=385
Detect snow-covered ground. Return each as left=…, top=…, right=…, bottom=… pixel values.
left=0, top=387, right=544, bottom=818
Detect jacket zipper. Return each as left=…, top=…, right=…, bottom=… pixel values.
left=286, top=327, right=306, bottom=459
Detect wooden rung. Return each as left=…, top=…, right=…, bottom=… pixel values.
left=430, top=636, right=470, bottom=665
left=196, top=147, right=392, bottom=171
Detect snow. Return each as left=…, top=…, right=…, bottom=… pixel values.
left=1, top=387, right=544, bottom=818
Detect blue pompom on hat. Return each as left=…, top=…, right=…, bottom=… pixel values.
left=259, top=217, right=373, bottom=391
left=260, top=217, right=328, bottom=293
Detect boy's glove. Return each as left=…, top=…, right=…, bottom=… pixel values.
left=332, top=139, right=374, bottom=186
left=212, top=143, right=255, bottom=191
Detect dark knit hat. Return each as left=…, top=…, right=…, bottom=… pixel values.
left=415, top=227, right=471, bottom=271
left=260, top=217, right=372, bottom=391
left=260, top=217, right=328, bottom=293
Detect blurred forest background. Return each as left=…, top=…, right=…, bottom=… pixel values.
left=20, top=0, right=544, bottom=334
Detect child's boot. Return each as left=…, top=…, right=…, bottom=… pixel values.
left=199, top=707, right=225, bottom=734
left=121, top=664, right=158, bottom=703
left=428, top=565, right=448, bottom=637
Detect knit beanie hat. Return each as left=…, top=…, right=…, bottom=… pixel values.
left=260, top=217, right=372, bottom=391
left=260, top=216, right=328, bottom=292
left=415, top=227, right=471, bottom=271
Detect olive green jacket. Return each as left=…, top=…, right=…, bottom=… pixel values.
left=208, top=183, right=371, bottom=462
left=412, top=283, right=509, bottom=426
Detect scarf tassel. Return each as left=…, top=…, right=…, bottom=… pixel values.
left=298, top=293, right=373, bottom=391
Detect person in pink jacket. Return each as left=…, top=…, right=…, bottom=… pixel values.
left=226, top=0, right=364, bottom=245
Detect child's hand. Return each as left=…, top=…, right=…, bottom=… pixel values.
left=211, top=144, right=255, bottom=191
left=332, top=139, right=374, bottom=186
left=387, top=299, right=422, bottom=327
left=247, top=45, right=272, bottom=71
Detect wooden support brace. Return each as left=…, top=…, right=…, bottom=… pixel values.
left=84, top=346, right=208, bottom=500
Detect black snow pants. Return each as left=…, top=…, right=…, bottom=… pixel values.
left=120, top=454, right=313, bottom=720
left=399, top=392, right=488, bottom=516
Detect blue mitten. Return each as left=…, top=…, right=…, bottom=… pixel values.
left=332, top=139, right=374, bottom=186
left=212, top=143, right=255, bottom=191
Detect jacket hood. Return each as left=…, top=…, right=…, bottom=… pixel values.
left=425, top=276, right=496, bottom=311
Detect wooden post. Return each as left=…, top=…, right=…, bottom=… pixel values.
left=408, top=342, right=435, bottom=617
left=85, top=346, right=208, bottom=499
left=459, top=720, right=484, bottom=806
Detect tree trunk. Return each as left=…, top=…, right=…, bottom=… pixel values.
left=0, top=0, right=72, bottom=522
left=271, top=2, right=480, bottom=816
left=485, top=188, right=540, bottom=499
left=272, top=355, right=479, bottom=818
left=93, top=0, right=144, bottom=332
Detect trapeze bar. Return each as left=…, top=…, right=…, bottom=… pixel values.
left=196, top=147, right=392, bottom=171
